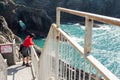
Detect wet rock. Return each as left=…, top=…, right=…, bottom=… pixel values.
left=16, top=6, right=52, bottom=37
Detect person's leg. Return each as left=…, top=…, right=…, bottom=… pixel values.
left=26, top=56, right=29, bottom=64
left=26, top=56, right=31, bottom=67
left=21, top=47, right=26, bottom=66
left=22, top=57, right=26, bottom=66
left=25, top=47, right=31, bottom=67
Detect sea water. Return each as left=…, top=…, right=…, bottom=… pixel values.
left=34, top=23, right=120, bottom=78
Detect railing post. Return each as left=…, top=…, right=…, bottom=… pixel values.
left=56, top=7, right=60, bottom=79
left=12, top=39, right=16, bottom=64
left=84, top=17, right=93, bottom=55
left=84, top=18, right=93, bottom=80
left=56, top=7, right=60, bottom=28
left=55, top=28, right=60, bottom=80
left=13, top=39, right=17, bottom=62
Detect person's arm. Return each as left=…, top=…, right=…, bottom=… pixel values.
left=29, top=38, right=34, bottom=45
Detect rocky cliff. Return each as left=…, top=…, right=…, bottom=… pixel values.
left=0, top=16, right=21, bottom=66
left=0, top=0, right=120, bottom=37
left=14, top=0, right=120, bottom=22
left=0, top=16, right=21, bottom=43
left=0, top=0, right=52, bottom=37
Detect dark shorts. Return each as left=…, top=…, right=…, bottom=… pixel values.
left=21, top=46, right=31, bottom=58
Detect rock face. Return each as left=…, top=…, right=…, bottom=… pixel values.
left=0, top=0, right=52, bottom=38
left=0, top=16, right=21, bottom=43
left=0, top=0, right=120, bottom=37
left=16, top=6, right=52, bottom=37
left=0, top=16, right=21, bottom=66
left=14, top=0, right=120, bottom=22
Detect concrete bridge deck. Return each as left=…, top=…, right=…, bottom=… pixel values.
left=7, top=61, right=34, bottom=80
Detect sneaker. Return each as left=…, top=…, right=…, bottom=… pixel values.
left=26, top=63, right=31, bottom=67
left=22, top=62, right=26, bottom=66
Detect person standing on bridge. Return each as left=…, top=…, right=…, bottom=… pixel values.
left=20, top=33, right=35, bottom=67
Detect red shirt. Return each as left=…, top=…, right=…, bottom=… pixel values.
left=22, top=35, right=34, bottom=47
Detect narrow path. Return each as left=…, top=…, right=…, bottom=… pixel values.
left=7, top=61, right=34, bottom=80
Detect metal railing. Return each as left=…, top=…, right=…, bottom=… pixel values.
left=31, top=46, right=40, bottom=80
left=31, top=7, right=120, bottom=80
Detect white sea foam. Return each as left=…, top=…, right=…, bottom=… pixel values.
left=80, top=24, right=111, bottom=30
left=71, top=36, right=84, bottom=43
left=73, top=23, right=80, bottom=26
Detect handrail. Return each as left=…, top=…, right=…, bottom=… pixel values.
left=37, top=24, right=119, bottom=80
left=57, top=7, right=120, bottom=26
left=56, top=7, right=120, bottom=80
left=56, top=24, right=119, bottom=80
left=30, top=46, right=40, bottom=80
left=87, top=55, right=119, bottom=80
left=57, top=25, right=84, bottom=55
left=31, top=7, right=120, bottom=80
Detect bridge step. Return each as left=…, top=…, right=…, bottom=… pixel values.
left=7, top=61, right=34, bottom=80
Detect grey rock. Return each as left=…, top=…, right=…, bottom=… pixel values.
left=0, top=0, right=52, bottom=37
left=14, top=0, right=120, bottom=22
left=0, top=16, right=21, bottom=66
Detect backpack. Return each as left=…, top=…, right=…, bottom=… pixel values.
left=19, top=44, right=24, bottom=52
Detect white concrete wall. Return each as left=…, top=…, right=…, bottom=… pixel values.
left=0, top=54, right=7, bottom=80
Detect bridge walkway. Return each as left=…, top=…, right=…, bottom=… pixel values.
left=7, top=61, right=34, bottom=80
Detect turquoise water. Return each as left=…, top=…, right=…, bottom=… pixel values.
left=60, top=23, right=120, bottom=79
left=34, top=23, right=120, bottom=78
left=33, top=38, right=45, bottom=48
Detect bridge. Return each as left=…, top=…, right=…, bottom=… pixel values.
left=0, top=7, right=120, bottom=80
